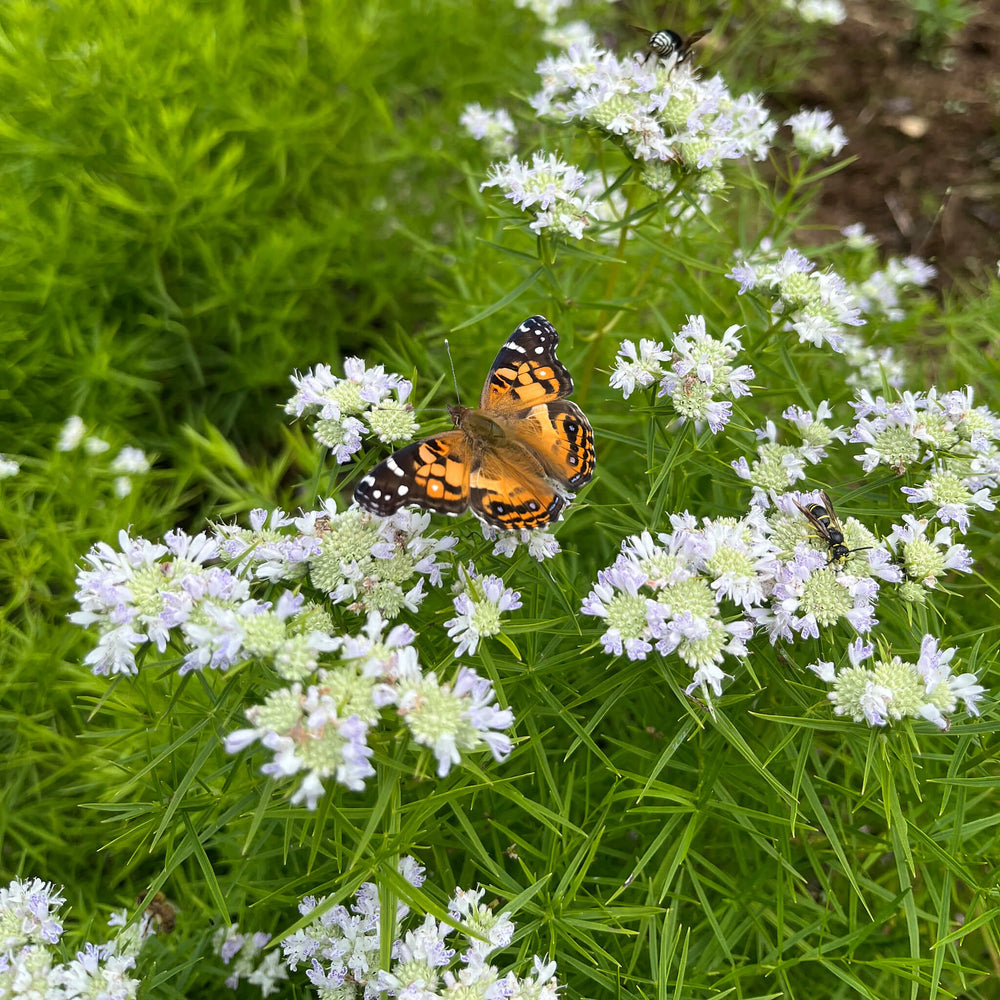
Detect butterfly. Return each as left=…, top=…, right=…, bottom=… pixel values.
left=354, top=315, right=595, bottom=530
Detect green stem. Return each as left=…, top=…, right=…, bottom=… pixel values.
left=378, top=757, right=402, bottom=976
left=578, top=180, right=641, bottom=403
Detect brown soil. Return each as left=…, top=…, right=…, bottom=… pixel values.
left=781, top=0, right=1000, bottom=289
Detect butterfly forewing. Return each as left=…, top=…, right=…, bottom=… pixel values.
left=354, top=432, right=470, bottom=517
left=479, top=315, right=574, bottom=412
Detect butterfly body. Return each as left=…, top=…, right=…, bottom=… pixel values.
left=355, top=316, right=594, bottom=530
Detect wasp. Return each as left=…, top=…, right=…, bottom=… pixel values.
left=793, top=490, right=865, bottom=565
left=632, top=25, right=710, bottom=65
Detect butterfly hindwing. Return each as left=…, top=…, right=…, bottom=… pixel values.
left=354, top=432, right=470, bottom=517
left=479, top=315, right=573, bottom=413
left=506, top=399, right=595, bottom=490
left=469, top=446, right=566, bottom=530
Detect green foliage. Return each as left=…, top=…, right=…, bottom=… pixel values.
left=3, top=2, right=1000, bottom=1000
left=0, top=0, right=545, bottom=459
left=905, top=0, right=980, bottom=63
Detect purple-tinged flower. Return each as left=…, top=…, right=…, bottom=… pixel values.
left=581, top=558, right=654, bottom=659
left=397, top=667, right=514, bottom=778
left=483, top=523, right=562, bottom=561
left=0, top=878, right=65, bottom=950
left=445, top=566, right=522, bottom=656
left=808, top=633, right=987, bottom=729
left=901, top=469, right=995, bottom=533
left=481, top=150, right=595, bottom=239
left=460, top=102, right=516, bottom=155
left=609, top=338, right=671, bottom=398
left=885, top=515, right=973, bottom=589
left=285, top=357, right=414, bottom=460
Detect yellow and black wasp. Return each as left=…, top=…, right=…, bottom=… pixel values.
left=793, top=490, right=867, bottom=565
left=632, top=25, right=710, bottom=65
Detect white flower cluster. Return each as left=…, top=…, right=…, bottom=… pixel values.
left=581, top=490, right=981, bottom=713
left=542, top=19, right=595, bottom=50
left=480, top=150, right=596, bottom=240
left=732, top=402, right=849, bottom=494
left=883, top=515, right=972, bottom=602
left=225, top=611, right=515, bottom=807
left=218, top=502, right=457, bottom=618
left=809, top=636, right=985, bottom=729
left=513, top=0, right=573, bottom=26
left=460, top=102, right=516, bottom=156
left=529, top=41, right=775, bottom=193
left=748, top=492, right=901, bottom=644
left=69, top=526, right=336, bottom=678
left=0, top=877, right=157, bottom=1000
left=728, top=243, right=864, bottom=353
left=481, top=521, right=562, bottom=561
left=853, top=255, right=937, bottom=321
left=842, top=335, right=907, bottom=391
left=270, top=857, right=560, bottom=1000
left=610, top=315, right=754, bottom=433
left=445, top=564, right=523, bottom=656
left=214, top=925, right=288, bottom=997
left=285, top=357, right=418, bottom=463
left=851, top=386, right=1000, bottom=531
left=581, top=514, right=761, bottom=700
left=72, top=501, right=457, bottom=677
left=785, top=108, right=847, bottom=158
left=71, top=506, right=516, bottom=808
left=0, top=454, right=19, bottom=479
left=55, top=415, right=151, bottom=498
left=781, top=0, right=847, bottom=25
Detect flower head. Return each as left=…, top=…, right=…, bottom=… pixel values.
left=786, top=108, right=847, bottom=158
left=809, top=635, right=987, bottom=729
left=460, top=102, right=516, bottom=156
left=445, top=566, right=522, bottom=656
left=529, top=41, right=775, bottom=194
left=481, top=151, right=595, bottom=240
left=285, top=358, right=414, bottom=461
left=399, top=666, right=515, bottom=778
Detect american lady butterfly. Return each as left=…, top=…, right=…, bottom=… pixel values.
left=354, top=315, right=595, bottom=530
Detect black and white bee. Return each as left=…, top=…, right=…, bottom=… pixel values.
left=633, top=25, right=710, bottom=65
left=793, top=490, right=868, bottom=565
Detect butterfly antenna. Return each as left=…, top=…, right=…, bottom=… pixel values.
left=444, top=338, right=462, bottom=405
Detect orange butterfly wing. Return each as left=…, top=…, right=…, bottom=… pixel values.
left=479, top=316, right=573, bottom=413
left=354, top=432, right=470, bottom=517
left=468, top=316, right=594, bottom=528
left=470, top=444, right=567, bottom=530
left=506, top=399, right=595, bottom=490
